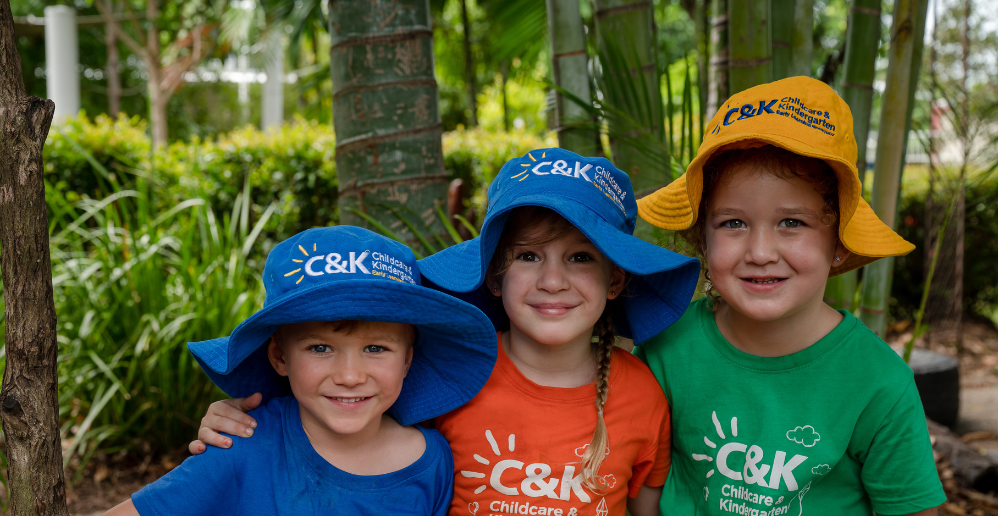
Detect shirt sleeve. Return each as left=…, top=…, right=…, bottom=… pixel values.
left=433, top=438, right=456, bottom=516
left=627, top=397, right=672, bottom=497
left=131, top=445, right=238, bottom=516
left=858, top=379, right=946, bottom=515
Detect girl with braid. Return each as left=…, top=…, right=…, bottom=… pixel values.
left=189, top=149, right=700, bottom=516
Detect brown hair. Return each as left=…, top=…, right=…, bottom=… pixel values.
left=678, top=145, right=839, bottom=307
left=485, top=206, right=618, bottom=490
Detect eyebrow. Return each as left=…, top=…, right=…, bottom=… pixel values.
left=775, top=206, right=821, bottom=219
left=710, top=207, right=743, bottom=218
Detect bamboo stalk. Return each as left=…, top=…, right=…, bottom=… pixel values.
left=547, top=0, right=598, bottom=155
left=789, top=0, right=813, bottom=76
left=771, top=0, right=794, bottom=79
left=823, top=0, right=883, bottom=311
left=707, top=0, right=729, bottom=114
left=593, top=0, right=667, bottom=194
left=728, top=0, right=772, bottom=93
left=858, top=0, right=930, bottom=336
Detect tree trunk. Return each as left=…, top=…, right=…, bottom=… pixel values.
left=0, top=1, right=68, bottom=515
left=823, top=0, right=882, bottom=311
left=771, top=0, right=793, bottom=79
left=146, top=0, right=166, bottom=147
left=789, top=0, right=812, bottom=76
left=546, top=0, right=597, bottom=155
left=707, top=0, right=728, bottom=117
left=728, top=0, right=771, bottom=94
left=329, top=0, right=448, bottom=253
left=460, top=0, right=476, bottom=127
left=593, top=0, right=667, bottom=197
left=105, top=0, right=121, bottom=117
left=858, top=0, right=929, bottom=336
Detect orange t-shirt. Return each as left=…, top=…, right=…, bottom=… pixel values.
left=435, top=334, right=671, bottom=516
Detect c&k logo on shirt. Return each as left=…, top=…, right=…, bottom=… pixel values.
left=692, top=411, right=832, bottom=516
left=460, top=429, right=616, bottom=515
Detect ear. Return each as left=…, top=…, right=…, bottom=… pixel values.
left=485, top=275, right=502, bottom=298
left=268, top=337, right=289, bottom=377
left=830, top=241, right=852, bottom=271
left=607, top=266, right=627, bottom=300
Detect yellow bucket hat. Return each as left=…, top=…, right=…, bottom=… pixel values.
left=637, top=76, right=913, bottom=276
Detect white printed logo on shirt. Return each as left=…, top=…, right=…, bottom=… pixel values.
left=693, top=411, right=828, bottom=515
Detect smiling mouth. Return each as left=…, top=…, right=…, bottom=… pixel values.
left=742, top=277, right=786, bottom=284
left=326, top=396, right=371, bottom=403
left=529, top=303, right=579, bottom=315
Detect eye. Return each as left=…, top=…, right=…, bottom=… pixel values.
left=516, top=251, right=539, bottom=262
left=721, top=219, right=746, bottom=229
left=569, top=252, right=594, bottom=263
left=780, top=219, right=803, bottom=228
left=309, top=344, right=330, bottom=354
left=364, top=345, right=386, bottom=354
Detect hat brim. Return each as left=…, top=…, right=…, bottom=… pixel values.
left=419, top=195, right=701, bottom=343
left=188, top=280, right=498, bottom=426
left=636, top=134, right=914, bottom=276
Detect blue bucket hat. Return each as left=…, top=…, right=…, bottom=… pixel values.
left=418, top=148, right=700, bottom=344
left=188, top=226, right=498, bottom=426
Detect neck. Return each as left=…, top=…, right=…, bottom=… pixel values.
left=503, top=326, right=595, bottom=388
left=714, top=297, right=843, bottom=357
left=299, top=404, right=389, bottom=461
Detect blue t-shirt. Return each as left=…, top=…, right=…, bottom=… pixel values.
left=132, top=396, right=454, bottom=516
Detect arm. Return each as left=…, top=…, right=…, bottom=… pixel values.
left=104, top=500, right=139, bottom=516
left=188, top=393, right=262, bottom=454
left=880, top=509, right=939, bottom=516
left=626, top=485, right=662, bottom=516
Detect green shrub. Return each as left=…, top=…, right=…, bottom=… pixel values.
left=893, top=170, right=998, bottom=321
left=162, top=118, right=339, bottom=252
left=442, top=127, right=556, bottom=214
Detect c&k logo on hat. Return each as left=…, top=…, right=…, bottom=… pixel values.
left=711, top=96, right=837, bottom=138
left=284, top=241, right=416, bottom=285
left=509, top=151, right=628, bottom=216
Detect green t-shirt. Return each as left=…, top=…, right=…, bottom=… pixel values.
left=634, top=298, right=945, bottom=516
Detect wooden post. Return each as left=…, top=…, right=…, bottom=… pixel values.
left=0, top=0, right=68, bottom=515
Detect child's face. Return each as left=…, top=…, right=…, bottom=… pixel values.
left=495, top=226, right=625, bottom=347
left=268, top=321, right=414, bottom=438
left=704, top=167, right=850, bottom=322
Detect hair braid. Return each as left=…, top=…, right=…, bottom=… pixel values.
left=581, top=311, right=615, bottom=491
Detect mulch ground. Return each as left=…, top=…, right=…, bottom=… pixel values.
left=888, top=317, right=998, bottom=515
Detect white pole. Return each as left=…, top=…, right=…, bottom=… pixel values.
left=261, top=33, right=284, bottom=130
left=44, top=5, right=80, bottom=122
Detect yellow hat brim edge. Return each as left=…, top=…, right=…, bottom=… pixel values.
left=636, top=133, right=915, bottom=277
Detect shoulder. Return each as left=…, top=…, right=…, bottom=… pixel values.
left=610, top=348, right=667, bottom=405
left=225, top=396, right=292, bottom=453
left=833, top=313, right=914, bottom=383
left=635, top=298, right=707, bottom=357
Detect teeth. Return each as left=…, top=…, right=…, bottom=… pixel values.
left=749, top=278, right=781, bottom=284
left=333, top=397, right=367, bottom=403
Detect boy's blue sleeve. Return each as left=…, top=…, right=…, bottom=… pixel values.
left=131, top=441, right=238, bottom=516
left=433, top=434, right=456, bottom=516
left=859, top=380, right=946, bottom=515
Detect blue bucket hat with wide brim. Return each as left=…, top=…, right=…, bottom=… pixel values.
left=188, top=226, right=498, bottom=426
left=419, top=148, right=701, bottom=344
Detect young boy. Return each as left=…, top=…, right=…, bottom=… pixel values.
left=634, top=76, right=945, bottom=515
left=105, top=226, right=498, bottom=516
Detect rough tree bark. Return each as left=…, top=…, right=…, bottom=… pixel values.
left=0, top=1, right=68, bottom=515
left=329, top=0, right=449, bottom=253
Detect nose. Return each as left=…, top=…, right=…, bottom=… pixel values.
left=536, top=257, right=570, bottom=293
left=331, top=352, right=366, bottom=387
left=744, top=226, right=779, bottom=266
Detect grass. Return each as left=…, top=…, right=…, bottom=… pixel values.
left=1, top=142, right=271, bottom=483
